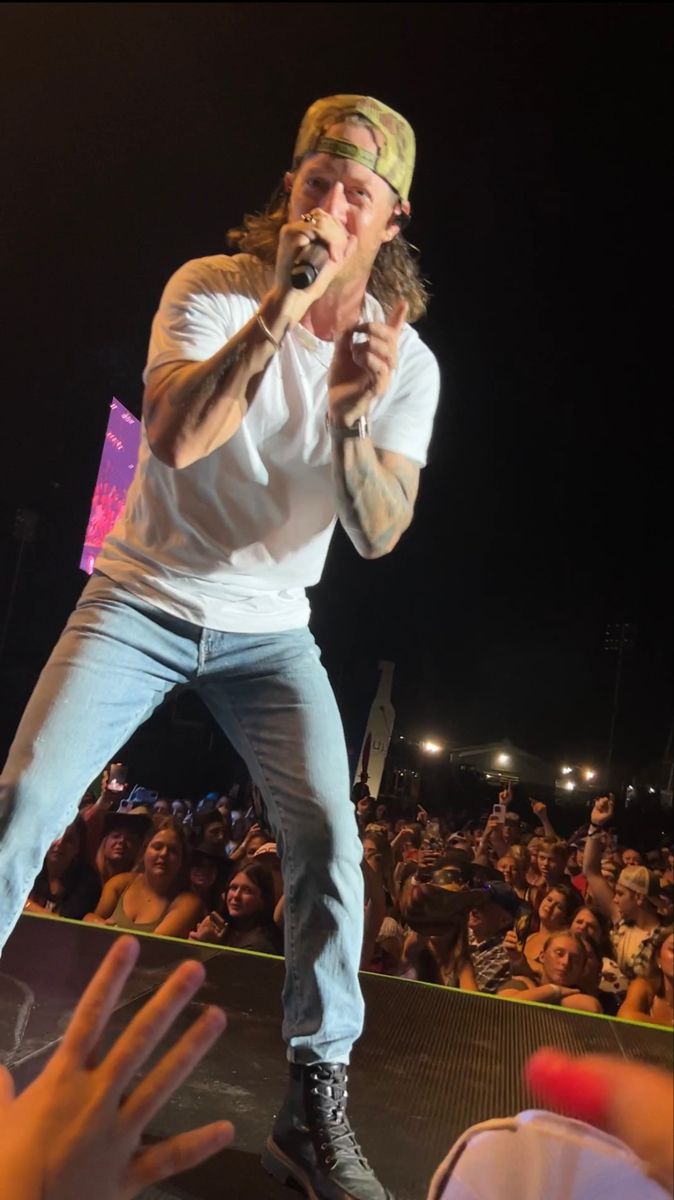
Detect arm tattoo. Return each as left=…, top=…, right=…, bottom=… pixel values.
left=168, top=342, right=246, bottom=418
left=333, top=440, right=419, bottom=558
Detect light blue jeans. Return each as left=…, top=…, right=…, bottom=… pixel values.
left=0, top=573, right=364, bottom=1063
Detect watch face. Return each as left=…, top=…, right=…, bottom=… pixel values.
left=326, top=414, right=370, bottom=437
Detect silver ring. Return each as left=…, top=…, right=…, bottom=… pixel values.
left=301, top=212, right=319, bottom=226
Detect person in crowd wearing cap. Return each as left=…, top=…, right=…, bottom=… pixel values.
left=95, top=807, right=153, bottom=885
left=582, top=795, right=665, bottom=980
left=84, top=818, right=201, bottom=938
left=398, top=894, right=477, bottom=990
left=24, top=816, right=101, bottom=920
left=466, top=881, right=525, bottom=994
left=0, top=92, right=437, bottom=1199
left=498, top=931, right=603, bottom=1013
left=618, top=926, right=674, bottom=1026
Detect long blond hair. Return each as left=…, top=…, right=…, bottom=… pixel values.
left=227, top=179, right=430, bottom=322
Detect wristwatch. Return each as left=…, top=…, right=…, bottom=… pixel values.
left=325, top=413, right=370, bottom=439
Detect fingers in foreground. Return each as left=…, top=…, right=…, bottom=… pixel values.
left=120, top=1005, right=226, bottom=1129
left=525, top=1050, right=674, bottom=1192
left=103, top=960, right=206, bottom=1098
left=61, top=936, right=140, bottom=1063
left=128, top=1121, right=235, bottom=1192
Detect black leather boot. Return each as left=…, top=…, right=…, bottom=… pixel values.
left=261, top=1062, right=393, bottom=1199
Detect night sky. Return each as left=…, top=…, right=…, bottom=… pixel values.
left=0, top=4, right=671, bottom=784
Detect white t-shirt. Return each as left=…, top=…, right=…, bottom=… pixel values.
left=96, top=253, right=440, bottom=632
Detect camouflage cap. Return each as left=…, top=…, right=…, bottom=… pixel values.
left=292, top=94, right=416, bottom=203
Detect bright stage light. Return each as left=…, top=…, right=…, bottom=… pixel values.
left=497, top=754, right=511, bottom=766
left=565, top=781, right=576, bottom=791
left=421, top=740, right=441, bottom=754
left=561, top=766, right=572, bottom=775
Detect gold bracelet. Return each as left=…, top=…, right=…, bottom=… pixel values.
left=256, top=311, right=282, bottom=353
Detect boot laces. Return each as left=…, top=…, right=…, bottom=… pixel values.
left=308, top=1065, right=369, bottom=1170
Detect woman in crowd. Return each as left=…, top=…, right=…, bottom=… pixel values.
left=25, top=817, right=101, bottom=920
left=84, top=818, right=202, bottom=938
left=191, top=810, right=228, bottom=856
left=569, top=903, right=628, bottom=1011
left=189, top=843, right=229, bottom=912
left=618, top=926, right=674, bottom=1026
left=523, top=883, right=580, bottom=977
left=94, top=809, right=152, bottom=885
left=499, top=930, right=602, bottom=1013
left=189, top=864, right=281, bottom=954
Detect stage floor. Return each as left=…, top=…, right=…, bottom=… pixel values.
left=2, top=914, right=672, bottom=1199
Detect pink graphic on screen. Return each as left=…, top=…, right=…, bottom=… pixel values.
left=80, top=398, right=141, bottom=575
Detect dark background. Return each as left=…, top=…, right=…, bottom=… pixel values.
left=0, top=3, right=671, bottom=795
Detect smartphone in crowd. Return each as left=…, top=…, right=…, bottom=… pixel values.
left=492, top=803, right=507, bottom=823
left=423, top=819, right=443, bottom=849
left=107, top=762, right=128, bottom=791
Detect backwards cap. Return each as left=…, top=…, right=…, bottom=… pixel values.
left=292, top=94, right=416, bottom=203
left=618, top=866, right=661, bottom=900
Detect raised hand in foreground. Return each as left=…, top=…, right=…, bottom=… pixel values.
left=0, top=935, right=233, bottom=1200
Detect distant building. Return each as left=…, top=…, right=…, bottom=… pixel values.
left=448, top=740, right=556, bottom=797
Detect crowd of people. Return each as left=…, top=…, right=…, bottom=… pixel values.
left=24, top=770, right=674, bottom=1030
left=359, top=786, right=673, bottom=1026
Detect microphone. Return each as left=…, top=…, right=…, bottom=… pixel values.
left=290, top=241, right=330, bottom=290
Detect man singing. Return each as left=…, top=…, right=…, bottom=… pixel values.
left=0, top=94, right=440, bottom=1198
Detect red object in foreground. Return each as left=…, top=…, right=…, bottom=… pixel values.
left=525, top=1049, right=612, bottom=1126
